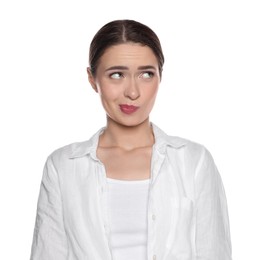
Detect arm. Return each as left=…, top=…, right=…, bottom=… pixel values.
left=30, top=155, right=68, bottom=260
left=194, top=148, right=232, bottom=260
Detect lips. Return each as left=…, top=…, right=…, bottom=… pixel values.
left=119, top=104, right=139, bottom=114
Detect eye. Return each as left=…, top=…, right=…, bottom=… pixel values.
left=141, top=71, right=154, bottom=79
left=110, top=72, right=123, bottom=79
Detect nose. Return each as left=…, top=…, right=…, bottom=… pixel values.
left=124, top=78, right=140, bottom=100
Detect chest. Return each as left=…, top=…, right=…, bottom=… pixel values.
left=61, top=148, right=195, bottom=259
left=106, top=178, right=150, bottom=259
left=97, top=146, right=152, bottom=180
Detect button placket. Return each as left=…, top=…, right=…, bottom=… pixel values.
left=148, top=186, right=156, bottom=260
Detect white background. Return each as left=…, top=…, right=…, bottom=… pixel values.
left=0, top=0, right=263, bottom=259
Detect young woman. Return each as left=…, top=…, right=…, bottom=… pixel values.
left=30, top=20, right=232, bottom=260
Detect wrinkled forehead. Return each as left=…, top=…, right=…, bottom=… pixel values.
left=98, top=43, right=159, bottom=69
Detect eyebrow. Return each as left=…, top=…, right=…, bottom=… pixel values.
left=105, top=65, right=157, bottom=71
left=105, top=66, right=128, bottom=71
left=138, top=65, right=156, bottom=70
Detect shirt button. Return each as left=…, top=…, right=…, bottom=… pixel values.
left=152, top=214, right=156, bottom=220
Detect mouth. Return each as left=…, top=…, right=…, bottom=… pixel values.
left=119, top=104, right=139, bottom=114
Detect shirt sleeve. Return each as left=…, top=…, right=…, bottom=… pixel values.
left=30, top=155, right=68, bottom=260
left=194, top=147, right=232, bottom=260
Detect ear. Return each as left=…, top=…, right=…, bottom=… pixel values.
left=87, top=67, right=98, bottom=93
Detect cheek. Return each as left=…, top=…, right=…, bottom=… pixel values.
left=96, top=79, right=110, bottom=96
left=144, top=83, right=159, bottom=100
left=97, top=83, right=120, bottom=102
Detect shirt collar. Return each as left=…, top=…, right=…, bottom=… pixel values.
left=68, top=123, right=187, bottom=159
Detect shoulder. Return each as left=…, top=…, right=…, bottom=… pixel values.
left=49, top=141, right=83, bottom=159
left=166, top=133, right=207, bottom=156
left=166, top=135, right=219, bottom=183
left=166, top=134, right=217, bottom=170
left=46, top=141, right=83, bottom=165
left=153, top=124, right=210, bottom=162
left=46, top=127, right=103, bottom=166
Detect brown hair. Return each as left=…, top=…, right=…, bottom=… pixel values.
left=89, top=19, right=164, bottom=78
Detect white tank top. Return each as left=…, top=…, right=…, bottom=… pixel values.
left=106, top=177, right=150, bottom=260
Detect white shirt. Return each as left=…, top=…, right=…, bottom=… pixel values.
left=30, top=123, right=232, bottom=260
left=107, top=178, right=150, bottom=260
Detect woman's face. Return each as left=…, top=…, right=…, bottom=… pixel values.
left=88, top=43, right=160, bottom=127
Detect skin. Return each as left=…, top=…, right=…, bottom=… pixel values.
left=87, top=43, right=161, bottom=180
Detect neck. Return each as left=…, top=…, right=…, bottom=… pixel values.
left=99, top=117, right=154, bottom=151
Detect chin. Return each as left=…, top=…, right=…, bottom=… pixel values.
left=110, top=116, right=149, bottom=128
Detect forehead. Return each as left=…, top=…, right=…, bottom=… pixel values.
left=98, top=43, right=158, bottom=67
